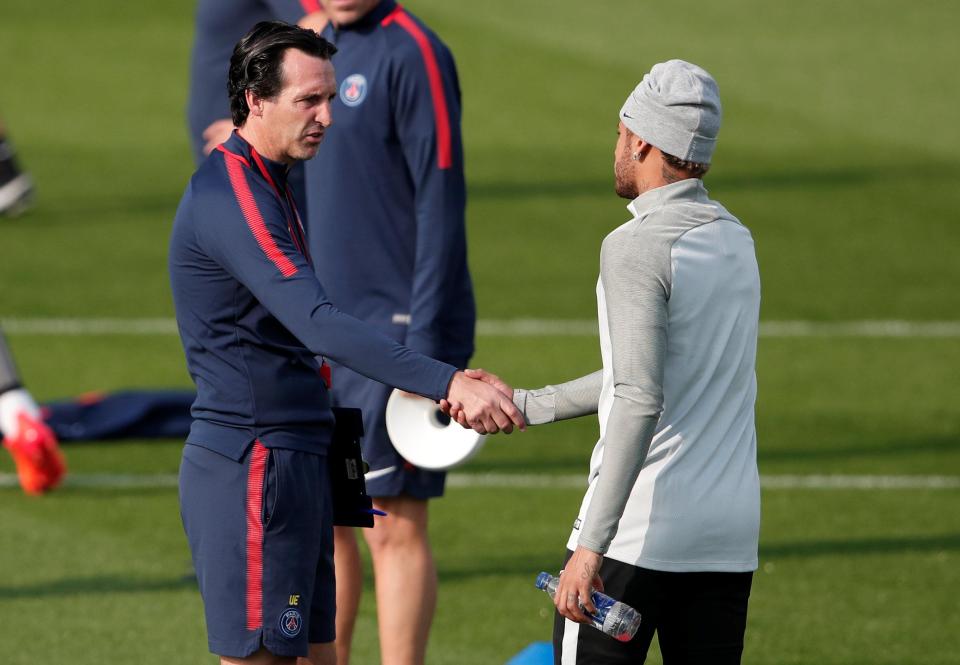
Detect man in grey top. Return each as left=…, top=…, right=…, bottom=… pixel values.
left=452, top=60, right=760, bottom=663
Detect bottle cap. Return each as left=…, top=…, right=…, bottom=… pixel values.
left=535, top=572, right=552, bottom=589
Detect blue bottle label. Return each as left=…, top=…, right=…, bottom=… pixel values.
left=588, top=591, right=616, bottom=630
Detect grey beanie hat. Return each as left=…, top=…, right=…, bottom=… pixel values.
left=619, top=59, right=722, bottom=164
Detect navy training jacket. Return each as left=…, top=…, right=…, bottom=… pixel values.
left=305, top=0, right=475, bottom=365
left=168, top=132, right=457, bottom=461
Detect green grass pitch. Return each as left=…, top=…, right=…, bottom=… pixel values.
left=1, top=0, right=959, bottom=662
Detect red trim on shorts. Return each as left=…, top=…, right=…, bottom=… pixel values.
left=245, top=441, right=270, bottom=631
left=223, top=154, right=299, bottom=278
left=382, top=6, right=453, bottom=169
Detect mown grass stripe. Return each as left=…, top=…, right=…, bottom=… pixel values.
left=4, top=318, right=960, bottom=338
left=1, top=472, right=957, bottom=490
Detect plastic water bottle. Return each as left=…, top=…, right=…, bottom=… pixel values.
left=535, top=572, right=641, bottom=642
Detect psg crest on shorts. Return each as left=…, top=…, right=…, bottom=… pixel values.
left=279, top=608, right=303, bottom=638
left=340, top=74, right=368, bottom=107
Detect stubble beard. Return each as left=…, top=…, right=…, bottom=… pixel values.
left=288, top=137, right=322, bottom=163
left=614, top=154, right=638, bottom=200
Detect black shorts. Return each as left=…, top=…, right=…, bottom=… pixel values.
left=553, top=551, right=753, bottom=665
left=179, top=442, right=336, bottom=658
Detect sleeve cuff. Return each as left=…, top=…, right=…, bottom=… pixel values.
left=513, top=387, right=557, bottom=425
left=576, top=532, right=610, bottom=555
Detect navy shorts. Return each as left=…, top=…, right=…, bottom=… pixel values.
left=179, top=442, right=335, bottom=658
left=330, top=365, right=449, bottom=499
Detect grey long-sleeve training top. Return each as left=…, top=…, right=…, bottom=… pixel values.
left=514, top=178, right=761, bottom=572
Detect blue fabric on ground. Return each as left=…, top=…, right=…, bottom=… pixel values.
left=42, top=390, right=195, bottom=441
left=506, top=641, right=553, bottom=665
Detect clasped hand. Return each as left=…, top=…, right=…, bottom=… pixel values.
left=440, top=368, right=524, bottom=435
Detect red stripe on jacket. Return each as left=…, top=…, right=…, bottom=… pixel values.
left=300, top=0, right=323, bottom=13
left=222, top=152, right=299, bottom=278
left=216, top=144, right=249, bottom=168
left=249, top=149, right=309, bottom=259
left=382, top=6, right=453, bottom=170
left=245, top=441, right=270, bottom=631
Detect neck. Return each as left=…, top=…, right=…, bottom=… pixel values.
left=634, top=154, right=694, bottom=195
left=237, top=124, right=292, bottom=166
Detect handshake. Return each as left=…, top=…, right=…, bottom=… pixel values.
left=440, top=368, right=524, bottom=435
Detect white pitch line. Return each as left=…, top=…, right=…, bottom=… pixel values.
left=477, top=319, right=599, bottom=336
left=758, top=320, right=960, bottom=338
left=4, top=317, right=960, bottom=338
left=1, top=472, right=958, bottom=491
left=1, top=318, right=178, bottom=335
left=760, top=474, right=960, bottom=490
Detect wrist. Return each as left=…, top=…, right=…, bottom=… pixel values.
left=576, top=535, right=608, bottom=556
left=445, top=369, right=464, bottom=400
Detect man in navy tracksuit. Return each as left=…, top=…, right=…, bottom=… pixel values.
left=169, top=22, right=520, bottom=664
left=303, top=3, right=473, bottom=662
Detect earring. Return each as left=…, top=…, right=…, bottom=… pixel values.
left=632, top=152, right=640, bottom=161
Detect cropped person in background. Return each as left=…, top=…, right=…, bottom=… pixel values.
left=302, top=2, right=475, bottom=664
left=0, top=118, right=34, bottom=217
left=0, top=329, right=66, bottom=494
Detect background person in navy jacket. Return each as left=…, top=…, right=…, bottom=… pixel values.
left=303, top=3, right=474, bottom=663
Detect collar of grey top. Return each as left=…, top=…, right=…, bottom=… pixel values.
left=626, top=178, right=708, bottom=219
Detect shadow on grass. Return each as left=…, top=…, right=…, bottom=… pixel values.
left=468, top=164, right=959, bottom=201
left=470, top=178, right=610, bottom=200
left=26, top=191, right=181, bottom=220
left=0, top=573, right=197, bottom=600
left=439, top=555, right=560, bottom=582
left=465, top=458, right=586, bottom=475
left=48, top=487, right=179, bottom=500
left=759, top=435, right=960, bottom=464
left=761, top=533, right=960, bottom=559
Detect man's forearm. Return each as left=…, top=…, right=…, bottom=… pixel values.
left=512, top=369, right=603, bottom=425
left=577, top=397, right=658, bottom=553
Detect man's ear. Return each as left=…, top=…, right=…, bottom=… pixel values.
left=635, top=138, right=651, bottom=160
left=246, top=90, right=264, bottom=117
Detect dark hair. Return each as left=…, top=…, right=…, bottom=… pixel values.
left=661, top=151, right=710, bottom=179
left=622, top=125, right=710, bottom=180
left=228, top=21, right=337, bottom=126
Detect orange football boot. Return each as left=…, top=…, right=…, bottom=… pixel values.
left=2, top=412, right=66, bottom=494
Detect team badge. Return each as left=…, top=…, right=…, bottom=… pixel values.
left=340, top=74, right=368, bottom=107
left=279, top=608, right=303, bottom=638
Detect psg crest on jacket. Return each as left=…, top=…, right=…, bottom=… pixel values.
left=340, top=74, right=368, bottom=107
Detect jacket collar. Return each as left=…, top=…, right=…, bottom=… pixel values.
left=626, top=178, right=708, bottom=219
left=222, top=131, right=289, bottom=188
left=335, top=0, right=397, bottom=30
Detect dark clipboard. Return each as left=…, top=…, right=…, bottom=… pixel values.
left=329, top=407, right=379, bottom=528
